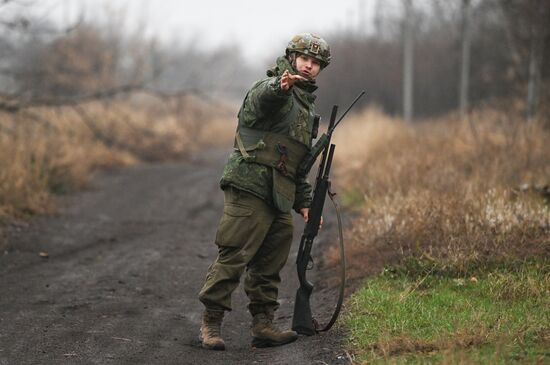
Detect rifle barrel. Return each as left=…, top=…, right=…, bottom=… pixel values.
left=323, top=144, right=336, bottom=180
left=331, top=91, right=366, bottom=132
left=316, top=105, right=338, bottom=182
left=328, top=105, right=338, bottom=131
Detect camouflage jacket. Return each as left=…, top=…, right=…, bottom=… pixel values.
left=220, top=56, right=317, bottom=212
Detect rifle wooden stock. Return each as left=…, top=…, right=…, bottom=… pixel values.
left=292, top=235, right=316, bottom=335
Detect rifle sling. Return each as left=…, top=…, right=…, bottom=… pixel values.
left=316, top=187, right=346, bottom=332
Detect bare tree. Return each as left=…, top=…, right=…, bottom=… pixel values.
left=459, top=0, right=472, bottom=120
left=402, top=0, right=414, bottom=122
left=526, top=0, right=547, bottom=121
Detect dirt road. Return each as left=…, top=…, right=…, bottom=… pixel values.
left=0, top=149, right=349, bottom=365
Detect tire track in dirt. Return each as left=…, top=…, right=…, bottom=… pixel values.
left=0, top=149, right=349, bottom=365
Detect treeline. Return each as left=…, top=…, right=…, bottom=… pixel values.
left=315, top=0, right=549, bottom=120
left=0, top=1, right=547, bottom=120
left=0, top=3, right=256, bottom=111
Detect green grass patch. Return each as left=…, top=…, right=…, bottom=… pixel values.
left=344, top=261, right=550, bottom=364
left=339, top=188, right=366, bottom=210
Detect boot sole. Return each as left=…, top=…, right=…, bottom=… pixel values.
left=201, top=343, right=225, bottom=351
left=251, top=335, right=298, bottom=348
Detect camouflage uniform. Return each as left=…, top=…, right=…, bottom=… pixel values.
left=198, top=55, right=318, bottom=315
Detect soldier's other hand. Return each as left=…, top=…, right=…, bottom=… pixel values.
left=300, top=208, right=323, bottom=230
left=280, top=70, right=306, bottom=91
left=300, top=208, right=309, bottom=223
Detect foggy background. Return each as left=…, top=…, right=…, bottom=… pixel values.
left=1, top=0, right=548, bottom=120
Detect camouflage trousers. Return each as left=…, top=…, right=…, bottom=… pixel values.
left=198, top=186, right=294, bottom=315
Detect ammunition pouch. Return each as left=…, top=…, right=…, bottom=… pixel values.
left=234, top=127, right=309, bottom=212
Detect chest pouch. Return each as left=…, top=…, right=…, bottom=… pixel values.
left=234, top=127, right=309, bottom=212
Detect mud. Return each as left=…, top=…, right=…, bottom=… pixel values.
left=0, top=149, right=350, bottom=365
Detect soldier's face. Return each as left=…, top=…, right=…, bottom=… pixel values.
left=295, top=54, right=321, bottom=80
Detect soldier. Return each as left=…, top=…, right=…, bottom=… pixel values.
left=198, top=33, right=331, bottom=350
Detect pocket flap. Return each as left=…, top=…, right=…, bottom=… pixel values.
left=224, top=204, right=253, bottom=217
left=272, top=169, right=295, bottom=213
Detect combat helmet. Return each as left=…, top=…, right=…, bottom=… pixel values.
left=286, top=33, right=331, bottom=68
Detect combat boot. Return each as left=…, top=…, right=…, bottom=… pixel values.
left=199, top=308, right=225, bottom=350
left=251, top=312, right=298, bottom=348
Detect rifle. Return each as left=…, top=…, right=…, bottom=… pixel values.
left=292, top=91, right=365, bottom=335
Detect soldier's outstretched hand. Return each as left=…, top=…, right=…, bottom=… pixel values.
left=280, top=69, right=306, bottom=91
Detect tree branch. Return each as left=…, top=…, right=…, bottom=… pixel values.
left=0, top=83, right=145, bottom=112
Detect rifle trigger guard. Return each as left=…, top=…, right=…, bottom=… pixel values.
left=307, top=257, right=314, bottom=270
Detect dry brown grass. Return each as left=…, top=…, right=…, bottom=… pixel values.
left=0, top=93, right=236, bottom=221
left=364, top=331, right=488, bottom=359
left=352, top=327, right=543, bottom=364
left=329, top=107, right=550, bottom=278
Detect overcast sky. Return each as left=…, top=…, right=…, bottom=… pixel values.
left=15, top=0, right=404, bottom=60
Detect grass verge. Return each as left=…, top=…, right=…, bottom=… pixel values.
left=327, top=106, right=549, bottom=283
left=344, top=260, right=550, bottom=364
left=0, top=94, right=236, bottom=221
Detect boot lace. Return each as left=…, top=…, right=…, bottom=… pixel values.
left=205, top=312, right=223, bottom=337
left=256, top=313, right=279, bottom=332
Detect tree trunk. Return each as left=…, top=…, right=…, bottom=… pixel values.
left=403, top=0, right=414, bottom=123
left=526, top=12, right=544, bottom=122
left=459, top=0, right=472, bottom=121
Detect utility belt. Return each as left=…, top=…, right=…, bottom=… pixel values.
left=234, top=126, right=309, bottom=212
